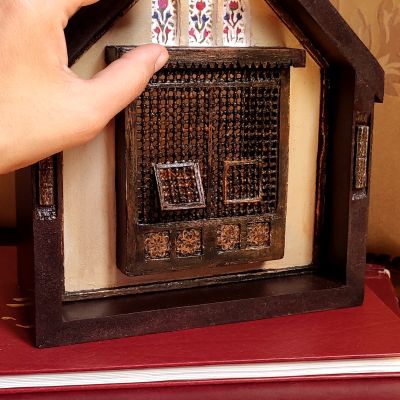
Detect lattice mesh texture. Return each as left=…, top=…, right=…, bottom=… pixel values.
left=135, top=64, right=281, bottom=225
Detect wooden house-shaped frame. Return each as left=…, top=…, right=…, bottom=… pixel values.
left=16, top=0, right=384, bottom=347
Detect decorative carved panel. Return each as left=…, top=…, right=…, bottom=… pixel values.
left=217, top=224, right=240, bottom=251
left=223, top=160, right=263, bottom=204
left=107, top=46, right=305, bottom=281
left=354, top=125, right=370, bottom=190
left=154, top=162, right=206, bottom=211
left=36, top=157, right=57, bottom=221
left=176, top=228, right=203, bottom=257
left=247, top=222, right=271, bottom=249
left=144, top=231, right=171, bottom=260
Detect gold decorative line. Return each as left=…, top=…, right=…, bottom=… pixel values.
left=1, top=317, right=16, bottom=321
left=6, top=303, right=31, bottom=308
left=15, top=324, right=34, bottom=329
left=13, top=297, right=30, bottom=302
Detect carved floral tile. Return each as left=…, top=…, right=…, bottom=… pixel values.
left=176, top=229, right=202, bottom=257
left=217, top=224, right=241, bottom=251
left=144, top=231, right=171, bottom=260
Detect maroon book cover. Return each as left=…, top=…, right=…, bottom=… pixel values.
left=1, top=245, right=400, bottom=398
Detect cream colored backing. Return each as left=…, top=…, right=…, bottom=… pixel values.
left=62, top=0, right=321, bottom=292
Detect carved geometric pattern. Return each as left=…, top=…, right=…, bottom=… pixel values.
left=135, top=65, right=281, bottom=224
left=154, top=162, right=206, bottom=211
left=38, top=157, right=55, bottom=207
left=151, top=0, right=178, bottom=45
left=144, top=232, right=171, bottom=260
left=247, top=222, right=271, bottom=248
left=212, top=82, right=280, bottom=218
left=176, top=229, right=202, bottom=257
left=223, top=0, right=248, bottom=46
left=217, top=224, right=241, bottom=251
left=36, top=157, right=57, bottom=221
left=354, top=125, right=370, bottom=190
left=188, top=0, right=214, bottom=46
left=223, top=160, right=262, bottom=204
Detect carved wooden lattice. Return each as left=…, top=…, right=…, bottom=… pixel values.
left=36, top=157, right=57, bottom=221
left=108, top=47, right=305, bottom=278
left=136, top=64, right=280, bottom=224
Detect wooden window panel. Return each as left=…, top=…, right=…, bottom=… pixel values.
left=107, top=46, right=305, bottom=286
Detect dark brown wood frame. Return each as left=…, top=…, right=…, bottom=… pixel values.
left=16, top=0, right=384, bottom=347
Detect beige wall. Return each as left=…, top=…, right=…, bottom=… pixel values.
left=1, top=0, right=399, bottom=258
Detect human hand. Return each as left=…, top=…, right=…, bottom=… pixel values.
left=0, top=0, right=169, bottom=174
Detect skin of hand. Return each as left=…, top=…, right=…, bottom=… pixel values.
left=0, top=0, right=169, bottom=174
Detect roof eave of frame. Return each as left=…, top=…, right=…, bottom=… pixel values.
left=65, top=0, right=139, bottom=66
left=265, top=0, right=385, bottom=103
left=66, top=0, right=384, bottom=102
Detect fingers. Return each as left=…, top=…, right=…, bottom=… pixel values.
left=82, top=44, right=169, bottom=129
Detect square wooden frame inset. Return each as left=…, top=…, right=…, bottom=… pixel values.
left=154, top=162, right=206, bottom=211
left=223, top=160, right=264, bottom=205
left=16, top=0, right=385, bottom=347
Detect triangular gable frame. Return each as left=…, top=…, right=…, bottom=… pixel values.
left=16, top=0, right=384, bottom=347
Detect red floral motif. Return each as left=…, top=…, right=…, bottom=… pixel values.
left=229, top=1, right=239, bottom=10
left=223, top=0, right=246, bottom=45
left=152, top=0, right=177, bottom=45
left=189, top=27, right=196, bottom=38
left=158, top=0, right=169, bottom=10
left=189, top=0, right=213, bottom=45
left=196, top=1, right=206, bottom=11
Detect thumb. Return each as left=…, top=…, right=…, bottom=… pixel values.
left=83, top=44, right=169, bottom=124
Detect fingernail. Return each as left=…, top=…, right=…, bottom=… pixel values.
left=155, top=48, right=170, bottom=72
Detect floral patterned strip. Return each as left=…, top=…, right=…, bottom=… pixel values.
left=188, top=0, right=214, bottom=46
left=152, top=0, right=178, bottom=45
left=223, top=0, right=247, bottom=46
